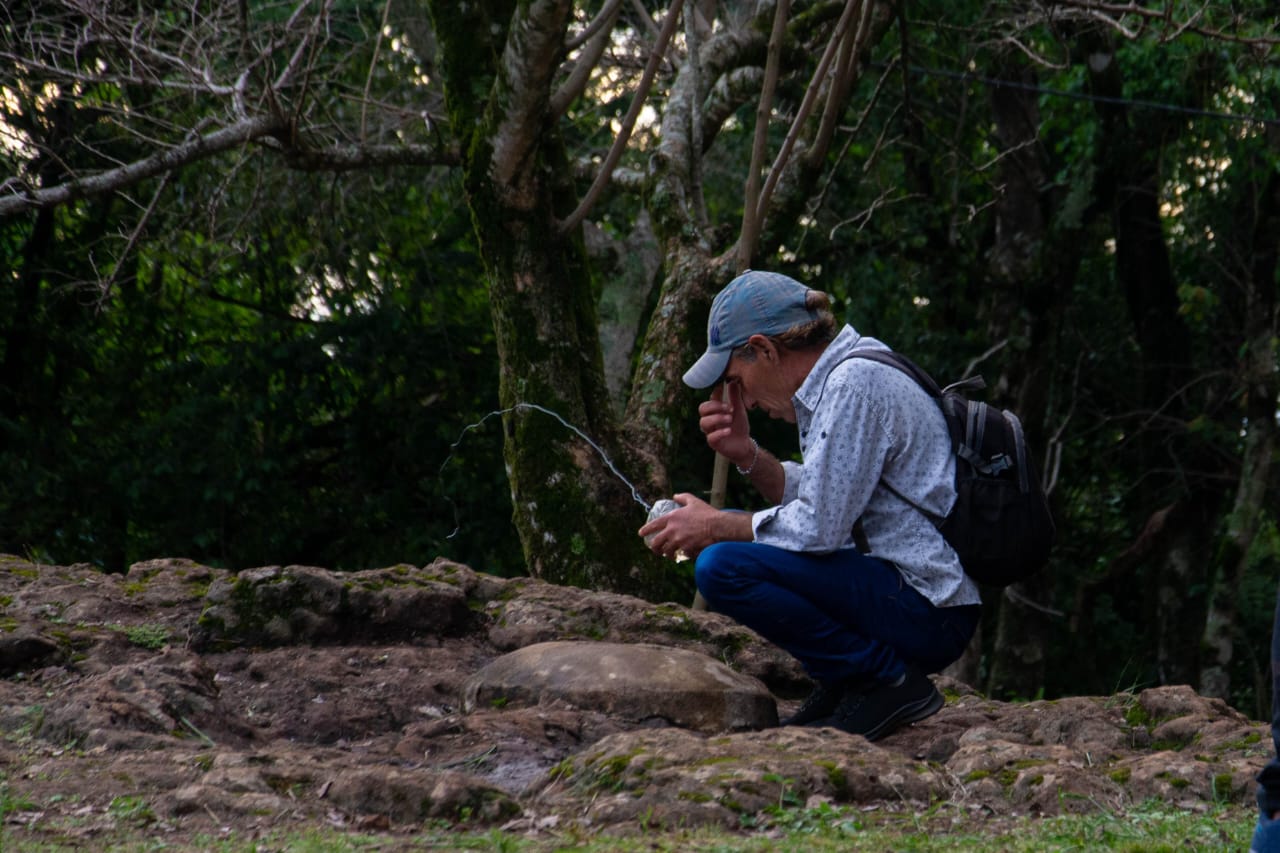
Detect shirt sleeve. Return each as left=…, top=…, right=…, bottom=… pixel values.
left=752, top=373, right=896, bottom=553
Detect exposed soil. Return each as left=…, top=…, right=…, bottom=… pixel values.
left=0, top=556, right=1268, bottom=849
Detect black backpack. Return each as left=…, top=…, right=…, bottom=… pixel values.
left=847, top=349, right=1055, bottom=587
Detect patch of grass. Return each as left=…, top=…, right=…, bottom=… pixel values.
left=1156, top=771, right=1192, bottom=789
left=1220, top=731, right=1264, bottom=751
left=5, top=706, right=44, bottom=743
left=1, top=802, right=1259, bottom=851
left=106, top=795, right=155, bottom=826
left=109, top=623, right=170, bottom=650
left=0, top=790, right=1258, bottom=853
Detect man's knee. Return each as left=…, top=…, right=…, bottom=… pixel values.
left=694, top=542, right=745, bottom=596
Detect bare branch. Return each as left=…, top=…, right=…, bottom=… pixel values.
left=755, top=0, right=862, bottom=227
left=1, top=0, right=457, bottom=219
left=94, top=170, right=172, bottom=309
left=628, top=0, right=663, bottom=42
left=684, top=0, right=708, bottom=228
left=361, top=0, right=394, bottom=140
left=963, top=338, right=1012, bottom=382
left=997, top=34, right=1069, bottom=71
left=273, top=0, right=331, bottom=91
left=828, top=186, right=922, bottom=238
left=281, top=141, right=461, bottom=172
left=565, top=0, right=624, bottom=51
left=0, top=114, right=286, bottom=218
left=800, top=60, right=898, bottom=246
left=738, top=0, right=790, bottom=271
left=551, top=0, right=621, bottom=117
left=1035, top=0, right=1280, bottom=47
left=558, top=0, right=684, bottom=235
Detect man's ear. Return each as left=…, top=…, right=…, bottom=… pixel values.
left=747, top=334, right=778, bottom=362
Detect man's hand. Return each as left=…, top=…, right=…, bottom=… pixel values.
left=637, top=493, right=752, bottom=559
left=699, top=382, right=754, bottom=469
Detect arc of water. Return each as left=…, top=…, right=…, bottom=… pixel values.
left=441, top=402, right=654, bottom=539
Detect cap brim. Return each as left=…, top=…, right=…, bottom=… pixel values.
left=682, top=349, right=731, bottom=389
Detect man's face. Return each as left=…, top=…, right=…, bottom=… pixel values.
left=721, top=342, right=798, bottom=423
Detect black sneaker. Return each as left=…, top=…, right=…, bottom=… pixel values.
left=780, top=680, right=845, bottom=727
left=813, top=668, right=943, bottom=741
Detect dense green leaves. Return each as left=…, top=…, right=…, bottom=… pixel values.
left=0, top=159, right=518, bottom=574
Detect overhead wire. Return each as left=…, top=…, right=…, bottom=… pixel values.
left=873, top=61, right=1280, bottom=129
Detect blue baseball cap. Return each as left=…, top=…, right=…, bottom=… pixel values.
left=682, top=270, right=819, bottom=389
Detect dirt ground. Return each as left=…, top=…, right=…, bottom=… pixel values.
left=0, top=556, right=1270, bottom=849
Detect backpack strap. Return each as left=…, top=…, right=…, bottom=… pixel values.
left=843, top=348, right=944, bottom=397
left=837, top=348, right=968, bottom=534
left=841, top=349, right=976, bottom=452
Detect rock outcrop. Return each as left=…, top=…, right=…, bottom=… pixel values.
left=0, top=555, right=1269, bottom=846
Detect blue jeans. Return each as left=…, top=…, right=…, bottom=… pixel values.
left=1254, top=811, right=1280, bottom=852
left=694, top=541, right=980, bottom=685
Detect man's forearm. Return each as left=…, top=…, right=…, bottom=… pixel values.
left=738, top=446, right=785, bottom=504
left=710, top=507, right=756, bottom=543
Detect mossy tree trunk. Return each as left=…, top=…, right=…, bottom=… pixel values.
left=1198, top=155, right=1280, bottom=700
left=425, top=0, right=894, bottom=599
left=426, top=0, right=681, bottom=600
left=975, top=51, right=1056, bottom=699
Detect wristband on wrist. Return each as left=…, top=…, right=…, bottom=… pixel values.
left=735, top=438, right=760, bottom=476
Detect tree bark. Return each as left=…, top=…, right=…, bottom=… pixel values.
left=1198, top=157, right=1280, bottom=699
left=1085, top=36, right=1215, bottom=689
left=427, top=0, right=685, bottom=600
left=979, top=53, right=1059, bottom=699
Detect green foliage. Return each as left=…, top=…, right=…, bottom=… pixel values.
left=106, top=795, right=155, bottom=826
left=3, top=801, right=1258, bottom=851
left=0, top=161, right=519, bottom=577
left=116, top=624, right=169, bottom=651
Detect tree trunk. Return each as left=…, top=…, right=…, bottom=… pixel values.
left=979, top=53, right=1058, bottom=698
left=427, top=0, right=684, bottom=600
left=1199, top=161, right=1280, bottom=699
left=428, top=0, right=904, bottom=599
left=1086, top=37, right=1215, bottom=689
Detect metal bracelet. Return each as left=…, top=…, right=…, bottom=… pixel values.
left=735, top=438, right=760, bottom=476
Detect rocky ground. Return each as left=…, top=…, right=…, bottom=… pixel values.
left=0, top=555, right=1269, bottom=849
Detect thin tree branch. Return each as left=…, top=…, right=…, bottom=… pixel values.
left=737, top=0, right=790, bottom=272
left=272, top=0, right=330, bottom=91
left=361, top=0, right=394, bottom=140
left=0, top=114, right=286, bottom=218
left=685, top=0, right=708, bottom=228
left=281, top=141, right=461, bottom=171
left=1039, top=0, right=1280, bottom=46
left=95, top=170, right=173, bottom=310
left=628, top=0, right=663, bottom=42
left=565, top=0, right=624, bottom=51
left=551, top=0, right=621, bottom=117
left=558, top=0, right=684, bottom=235
left=755, top=0, right=861, bottom=226
left=810, top=5, right=861, bottom=165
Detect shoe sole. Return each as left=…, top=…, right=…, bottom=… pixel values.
left=862, top=688, right=944, bottom=742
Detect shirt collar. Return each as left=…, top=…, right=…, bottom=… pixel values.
left=793, top=324, right=863, bottom=414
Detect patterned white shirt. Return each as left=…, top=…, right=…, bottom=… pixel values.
left=750, top=325, right=981, bottom=608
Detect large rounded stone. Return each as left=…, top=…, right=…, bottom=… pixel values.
left=461, top=640, right=777, bottom=733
